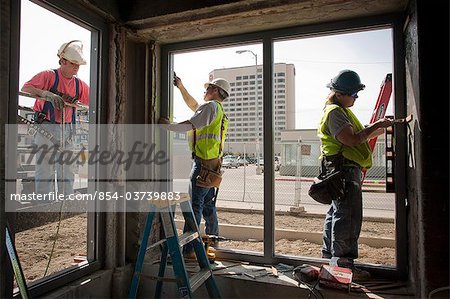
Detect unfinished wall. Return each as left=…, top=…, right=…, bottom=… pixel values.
left=106, top=18, right=165, bottom=279
left=404, top=0, right=450, bottom=297
left=118, top=0, right=242, bottom=21
left=123, top=38, right=164, bottom=266
left=83, top=0, right=408, bottom=43
left=404, top=0, right=420, bottom=292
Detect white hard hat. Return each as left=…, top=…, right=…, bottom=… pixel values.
left=57, top=40, right=87, bottom=65
left=204, top=78, right=230, bottom=98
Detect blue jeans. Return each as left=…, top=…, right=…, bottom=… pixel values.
left=322, top=166, right=362, bottom=268
left=183, top=159, right=219, bottom=253
left=34, top=122, right=75, bottom=198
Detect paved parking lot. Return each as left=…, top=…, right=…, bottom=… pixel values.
left=174, top=164, right=395, bottom=219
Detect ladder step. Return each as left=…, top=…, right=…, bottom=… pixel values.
left=146, top=238, right=166, bottom=252
left=129, top=198, right=221, bottom=299
left=178, top=231, right=199, bottom=247
left=190, top=268, right=212, bottom=292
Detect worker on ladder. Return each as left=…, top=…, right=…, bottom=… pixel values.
left=159, top=74, right=230, bottom=259
left=21, top=40, right=90, bottom=199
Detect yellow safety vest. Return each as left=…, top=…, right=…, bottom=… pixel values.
left=188, top=101, right=228, bottom=160
left=318, top=104, right=373, bottom=169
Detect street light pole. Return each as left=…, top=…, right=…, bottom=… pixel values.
left=236, top=50, right=262, bottom=174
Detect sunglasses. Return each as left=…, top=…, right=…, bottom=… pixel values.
left=347, top=92, right=358, bottom=98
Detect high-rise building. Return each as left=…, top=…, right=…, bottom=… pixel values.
left=209, top=63, right=295, bottom=149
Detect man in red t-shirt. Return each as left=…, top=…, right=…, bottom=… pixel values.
left=21, top=40, right=90, bottom=198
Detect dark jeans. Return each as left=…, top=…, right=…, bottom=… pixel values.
left=322, top=166, right=362, bottom=268
left=183, top=159, right=219, bottom=253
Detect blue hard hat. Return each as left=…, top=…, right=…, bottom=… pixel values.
left=327, top=70, right=365, bottom=94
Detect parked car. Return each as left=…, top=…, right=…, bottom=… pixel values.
left=258, top=158, right=264, bottom=167
left=246, top=157, right=257, bottom=164
left=222, top=156, right=239, bottom=168
left=236, top=156, right=251, bottom=166
left=257, top=157, right=280, bottom=171
left=274, top=156, right=281, bottom=171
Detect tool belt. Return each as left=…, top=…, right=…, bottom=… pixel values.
left=308, top=154, right=345, bottom=204
left=194, top=155, right=223, bottom=188
left=18, top=114, right=61, bottom=147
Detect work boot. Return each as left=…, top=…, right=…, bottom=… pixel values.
left=206, top=246, right=216, bottom=264
left=210, top=240, right=219, bottom=249
left=352, top=268, right=371, bottom=282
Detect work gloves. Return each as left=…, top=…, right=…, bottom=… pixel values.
left=41, top=91, right=64, bottom=110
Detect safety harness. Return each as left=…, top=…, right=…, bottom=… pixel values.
left=40, top=69, right=79, bottom=125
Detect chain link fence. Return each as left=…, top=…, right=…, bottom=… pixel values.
left=172, top=138, right=395, bottom=264
left=216, top=140, right=395, bottom=213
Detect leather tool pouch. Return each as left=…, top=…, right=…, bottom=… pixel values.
left=308, top=154, right=345, bottom=204
left=196, top=158, right=223, bottom=188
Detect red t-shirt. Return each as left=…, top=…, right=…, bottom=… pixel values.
left=22, top=68, right=89, bottom=123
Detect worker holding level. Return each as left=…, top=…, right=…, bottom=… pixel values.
left=317, top=70, right=393, bottom=280
left=158, top=74, right=230, bottom=259
left=21, top=40, right=90, bottom=198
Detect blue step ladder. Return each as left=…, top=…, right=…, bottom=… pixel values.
left=128, top=195, right=221, bottom=299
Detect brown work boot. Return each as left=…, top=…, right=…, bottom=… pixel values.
left=352, top=268, right=371, bottom=282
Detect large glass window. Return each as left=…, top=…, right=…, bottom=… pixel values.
left=273, top=29, right=396, bottom=268
left=163, top=23, right=401, bottom=273
left=170, top=44, right=265, bottom=255
left=8, top=0, right=98, bottom=292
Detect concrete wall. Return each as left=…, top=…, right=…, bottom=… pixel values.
left=404, top=0, right=449, bottom=297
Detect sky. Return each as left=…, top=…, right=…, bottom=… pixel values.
left=20, top=0, right=393, bottom=130
left=19, top=0, right=91, bottom=107
left=172, top=29, right=394, bottom=129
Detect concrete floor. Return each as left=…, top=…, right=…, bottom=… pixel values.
left=137, top=260, right=411, bottom=299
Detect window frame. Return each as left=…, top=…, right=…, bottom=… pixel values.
left=161, top=14, right=407, bottom=280
left=1, top=0, right=109, bottom=297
